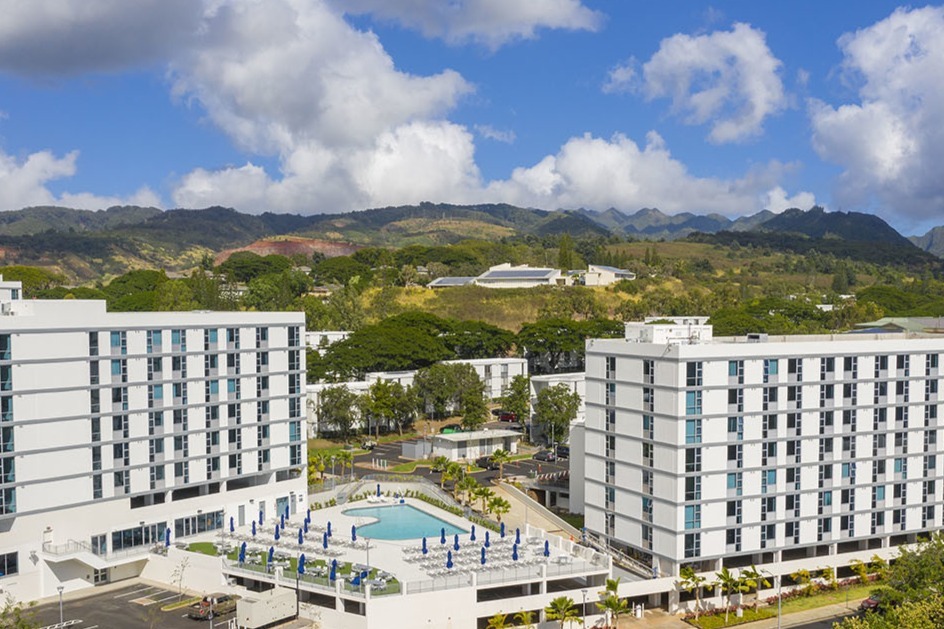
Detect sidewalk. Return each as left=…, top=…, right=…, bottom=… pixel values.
left=749, top=602, right=855, bottom=628
left=489, top=483, right=571, bottom=540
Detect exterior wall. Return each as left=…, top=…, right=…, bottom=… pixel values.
left=0, top=293, right=307, bottom=603
left=431, top=433, right=519, bottom=462
left=569, top=422, right=586, bottom=514
left=305, top=331, right=351, bottom=354
left=584, top=326, right=944, bottom=579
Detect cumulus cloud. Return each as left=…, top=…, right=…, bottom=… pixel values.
left=602, top=59, right=636, bottom=94
left=0, top=0, right=202, bottom=75
left=335, top=0, right=603, bottom=49
left=483, top=131, right=814, bottom=216
left=0, top=149, right=160, bottom=211
left=640, top=23, right=786, bottom=143
left=763, top=186, right=816, bottom=213
left=810, top=6, right=944, bottom=221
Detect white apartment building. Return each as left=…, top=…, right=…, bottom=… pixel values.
left=0, top=281, right=307, bottom=602
left=584, top=319, right=944, bottom=580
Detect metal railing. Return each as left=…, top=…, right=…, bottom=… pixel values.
left=42, top=540, right=91, bottom=556
left=583, top=530, right=653, bottom=578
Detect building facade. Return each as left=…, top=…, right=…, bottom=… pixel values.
left=0, top=282, right=307, bottom=602
left=584, top=319, right=944, bottom=579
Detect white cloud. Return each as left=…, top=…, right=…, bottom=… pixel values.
left=474, top=124, right=516, bottom=144
left=0, top=0, right=202, bottom=75
left=483, top=131, right=814, bottom=216
left=602, top=59, right=636, bottom=94
left=335, top=0, right=602, bottom=49
left=640, top=23, right=786, bottom=143
left=810, top=6, right=944, bottom=222
left=763, top=186, right=816, bottom=213
left=0, top=149, right=160, bottom=211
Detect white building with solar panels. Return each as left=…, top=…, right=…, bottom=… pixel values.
left=0, top=279, right=308, bottom=603
left=473, top=263, right=570, bottom=288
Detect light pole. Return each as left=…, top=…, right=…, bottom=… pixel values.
left=581, top=588, right=587, bottom=625
left=57, top=585, right=64, bottom=627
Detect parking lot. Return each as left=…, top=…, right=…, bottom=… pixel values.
left=32, top=583, right=223, bottom=629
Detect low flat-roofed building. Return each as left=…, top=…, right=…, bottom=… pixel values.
left=431, top=429, right=520, bottom=461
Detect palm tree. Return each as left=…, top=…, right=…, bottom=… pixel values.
left=444, top=461, right=465, bottom=500
left=513, top=610, right=535, bottom=629
left=432, top=455, right=450, bottom=487
left=679, top=566, right=710, bottom=619
left=489, top=496, right=511, bottom=523
left=457, top=476, right=479, bottom=506
left=308, top=451, right=326, bottom=485
left=715, top=566, right=745, bottom=625
left=741, top=565, right=770, bottom=610
left=490, top=449, right=512, bottom=480
left=474, top=486, right=495, bottom=514
left=596, top=577, right=622, bottom=628
left=544, top=596, right=581, bottom=629
left=335, top=450, right=354, bottom=482
left=485, top=612, right=510, bottom=629
left=596, top=595, right=629, bottom=629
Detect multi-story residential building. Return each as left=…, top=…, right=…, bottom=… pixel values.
left=584, top=318, right=944, bottom=580
left=0, top=279, right=307, bottom=602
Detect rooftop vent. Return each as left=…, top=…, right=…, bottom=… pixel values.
left=746, top=333, right=768, bottom=343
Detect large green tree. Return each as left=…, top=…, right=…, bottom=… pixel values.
left=533, top=383, right=581, bottom=446
left=500, top=374, right=531, bottom=424
left=316, top=386, right=360, bottom=440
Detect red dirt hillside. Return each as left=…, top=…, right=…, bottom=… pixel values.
left=215, top=237, right=361, bottom=264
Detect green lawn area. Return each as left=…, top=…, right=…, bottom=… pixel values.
left=686, top=607, right=775, bottom=628
left=780, top=583, right=874, bottom=613
left=686, top=582, right=875, bottom=628
left=187, top=542, right=219, bottom=556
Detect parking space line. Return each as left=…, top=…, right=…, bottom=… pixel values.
left=156, top=593, right=182, bottom=603
left=114, top=586, right=156, bottom=598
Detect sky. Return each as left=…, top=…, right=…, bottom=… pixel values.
left=1, top=1, right=943, bottom=236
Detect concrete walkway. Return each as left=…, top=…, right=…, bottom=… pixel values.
left=749, top=602, right=854, bottom=628
left=489, top=483, right=572, bottom=541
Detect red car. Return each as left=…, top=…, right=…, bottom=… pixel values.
left=499, top=411, right=517, bottom=422
left=859, top=595, right=882, bottom=613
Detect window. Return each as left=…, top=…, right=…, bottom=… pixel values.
left=685, top=391, right=702, bottom=415
left=684, top=533, right=700, bottom=558
left=727, top=472, right=743, bottom=495
left=686, top=362, right=702, bottom=387
left=685, top=476, right=701, bottom=501
left=684, top=505, right=701, bottom=530
left=728, top=360, right=744, bottom=382
left=685, top=448, right=701, bottom=473
left=0, top=552, right=18, bottom=577
left=875, top=486, right=886, bottom=501
left=764, top=358, right=779, bottom=378
left=820, top=491, right=832, bottom=506
left=685, top=419, right=701, bottom=444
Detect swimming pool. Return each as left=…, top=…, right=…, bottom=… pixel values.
left=343, top=504, right=467, bottom=540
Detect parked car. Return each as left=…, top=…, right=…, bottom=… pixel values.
left=555, top=445, right=570, bottom=459
left=439, top=424, right=461, bottom=434
left=476, top=455, right=500, bottom=470
left=362, top=440, right=377, bottom=451
left=859, top=594, right=884, bottom=613
left=499, top=411, right=517, bottom=422
left=533, top=450, right=557, bottom=462
left=188, top=593, right=239, bottom=620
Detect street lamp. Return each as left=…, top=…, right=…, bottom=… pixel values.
left=581, top=588, right=587, bottom=625
left=761, top=569, right=782, bottom=629
left=57, top=585, right=64, bottom=627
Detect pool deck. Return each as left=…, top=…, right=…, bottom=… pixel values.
left=213, top=496, right=607, bottom=588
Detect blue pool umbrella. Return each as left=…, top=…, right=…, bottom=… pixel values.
left=422, top=537, right=428, bottom=555
left=238, top=543, right=246, bottom=564
left=453, top=534, right=460, bottom=552
left=259, top=511, right=264, bottom=525
left=164, top=527, right=171, bottom=547
left=298, top=528, right=304, bottom=546
left=229, top=516, right=234, bottom=533
left=285, top=504, right=290, bottom=519
left=361, top=570, right=368, bottom=580
left=298, top=553, right=306, bottom=575
left=329, top=562, right=336, bottom=582
left=307, top=507, right=311, bottom=521
left=484, top=531, right=490, bottom=548
left=512, top=544, right=518, bottom=562
left=268, top=546, right=275, bottom=566
left=323, top=532, right=328, bottom=550
left=274, top=527, right=280, bottom=542
left=327, top=521, right=332, bottom=537
left=515, top=528, right=521, bottom=545
left=303, top=520, right=309, bottom=535
left=544, top=540, right=550, bottom=558
left=440, top=528, right=446, bottom=544
left=481, top=547, right=486, bottom=565
left=280, top=513, right=285, bottom=529
left=351, top=525, right=357, bottom=542
left=251, top=521, right=256, bottom=536
left=500, top=522, right=505, bottom=538
left=352, top=574, right=361, bottom=586
left=470, top=524, right=476, bottom=542
left=376, top=483, right=381, bottom=497
left=446, top=550, right=453, bottom=569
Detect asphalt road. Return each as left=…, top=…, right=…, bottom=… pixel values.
left=32, top=583, right=216, bottom=629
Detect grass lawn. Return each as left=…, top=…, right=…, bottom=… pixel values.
left=187, top=542, right=219, bottom=556
left=686, top=607, right=775, bottom=628
left=780, top=583, right=874, bottom=614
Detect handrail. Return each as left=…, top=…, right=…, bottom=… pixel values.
left=582, top=530, right=654, bottom=578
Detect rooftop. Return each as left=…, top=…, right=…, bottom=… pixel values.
left=433, top=429, right=521, bottom=443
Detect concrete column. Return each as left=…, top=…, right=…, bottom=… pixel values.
left=667, top=588, right=680, bottom=613
left=540, top=564, right=547, bottom=594
left=336, top=579, right=344, bottom=612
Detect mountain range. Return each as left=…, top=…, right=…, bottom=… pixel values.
left=0, top=203, right=940, bottom=282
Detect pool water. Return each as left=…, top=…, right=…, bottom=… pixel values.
left=343, top=504, right=467, bottom=540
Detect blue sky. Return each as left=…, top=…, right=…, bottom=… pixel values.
left=0, top=1, right=942, bottom=235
